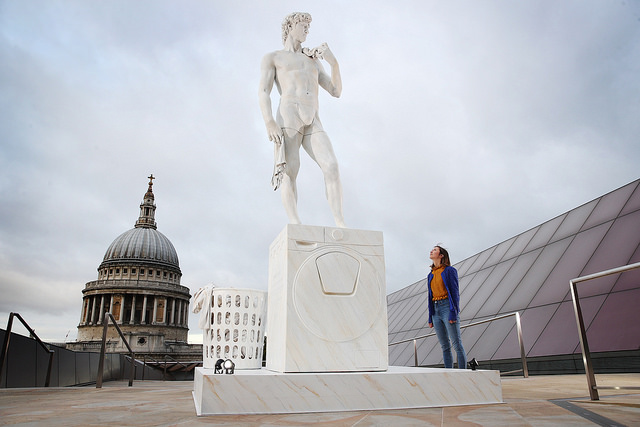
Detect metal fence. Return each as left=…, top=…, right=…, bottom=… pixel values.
left=570, top=261, right=640, bottom=400
left=389, top=311, right=528, bottom=377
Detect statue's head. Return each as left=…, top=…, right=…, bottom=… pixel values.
left=282, top=12, right=312, bottom=45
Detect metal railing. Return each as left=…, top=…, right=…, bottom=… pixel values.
left=570, top=261, right=640, bottom=400
left=0, top=313, right=55, bottom=387
left=96, top=312, right=135, bottom=388
left=389, top=311, right=528, bottom=377
left=140, top=354, right=198, bottom=380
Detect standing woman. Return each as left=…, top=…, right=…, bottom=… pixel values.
left=427, top=245, right=467, bottom=369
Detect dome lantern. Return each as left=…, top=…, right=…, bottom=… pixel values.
left=135, top=174, right=157, bottom=229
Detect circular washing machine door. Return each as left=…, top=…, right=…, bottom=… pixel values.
left=292, top=245, right=383, bottom=342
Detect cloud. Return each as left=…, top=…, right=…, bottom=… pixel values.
left=1, top=0, right=639, bottom=341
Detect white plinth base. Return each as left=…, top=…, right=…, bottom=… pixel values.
left=193, top=366, right=502, bottom=415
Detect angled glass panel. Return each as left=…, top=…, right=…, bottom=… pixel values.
left=581, top=181, right=637, bottom=231
left=390, top=337, right=418, bottom=366
left=455, top=255, right=477, bottom=276
left=406, top=298, right=429, bottom=331
left=579, top=213, right=639, bottom=297
left=502, top=239, right=571, bottom=312
left=388, top=301, right=414, bottom=332
left=502, top=228, right=538, bottom=262
left=387, top=295, right=409, bottom=317
left=585, top=288, right=640, bottom=352
left=481, top=248, right=542, bottom=317
left=387, top=289, right=405, bottom=306
left=412, top=326, right=431, bottom=340
left=386, top=290, right=403, bottom=305
left=412, top=279, right=429, bottom=297
left=387, top=303, right=407, bottom=332
left=389, top=295, right=424, bottom=332
left=457, top=320, right=491, bottom=361
left=458, top=272, right=475, bottom=300
left=396, top=284, right=417, bottom=303
left=466, top=317, right=514, bottom=360
left=530, top=223, right=610, bottom=306
left=465, top=247, right=496, bottom=274
left=463, top=259, right=516, bottom=319
left=458, top=269, right=492, bottom=316
left=612, top=243, right=640, bottom=292
left=394, top=285, right=413, bottom=302
left=406, top=280, right=427, bottom=299
left=493, top=304, right=558, bottom=359
left=417, top=335, right=443, bottom=366
left=550, top=199, right=597, bottom=243
left=620, top=180, right=640, bottom=216
left=484, top=237, right=516, bottom=267
left=398, top=294, right=427, bottom=327
left=529, top=297, right=604, bottom=357
left=523, top=214, right=566, bottom=253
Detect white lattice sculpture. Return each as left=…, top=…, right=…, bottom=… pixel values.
left=192, top=287, right=267, bottom=369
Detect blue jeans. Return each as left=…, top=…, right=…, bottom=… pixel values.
left=432, top=299, right=467, bottom=369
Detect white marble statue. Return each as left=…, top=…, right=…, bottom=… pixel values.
left=259, top=12, right=346, bottom=228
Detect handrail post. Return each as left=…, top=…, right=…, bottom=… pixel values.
left=515, top=312, right=528, bottom=378
left=96, top=312, right=136, bottom=388
left=96, top=312, right=109, bottom=388
left=570, top=279, right=599, bottom=400
left=44, top=348, right=54, bottom=387
left=0, top=313, right=16, bottom=387
left=413, top=339, right=418, bottom=367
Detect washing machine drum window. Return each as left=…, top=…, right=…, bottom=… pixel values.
left=292, top=246, right=383, bottom=342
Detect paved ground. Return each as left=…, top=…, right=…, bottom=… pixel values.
left=1, top=373, right=639, bottom=426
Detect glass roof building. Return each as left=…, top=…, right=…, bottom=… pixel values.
left=388, top=179, right=640, bottom=374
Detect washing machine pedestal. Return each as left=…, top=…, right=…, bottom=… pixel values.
left=266, top=224, right=388, bottom=373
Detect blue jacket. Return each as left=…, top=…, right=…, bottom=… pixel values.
left=427, top=265, right=460, bottom=323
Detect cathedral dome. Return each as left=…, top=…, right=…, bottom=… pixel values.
left=97, top=174, right=181, bottom=273
left=101, top=227, right=180, bottom=269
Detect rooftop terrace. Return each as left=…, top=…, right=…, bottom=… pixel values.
left=1, top=373, right=639, bottom=426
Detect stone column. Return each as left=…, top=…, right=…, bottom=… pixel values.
left=170, top=298, right=176, bottom=325
left=141, top=295, right=148, bottom=324
left=108, top=294, right=114, bottom=315
left=176, top=300, right=182, bottom=326
left=161, top=298, right=167, bottom=324
left=130, top=295, right=136, bottom=324
left=182, top=300, right=188, bottom=327
left=98, top=295, right=105, bottom=323
left=91, top=296, right=98, bottom=325
left=152, top=297, right=158, bottom=325
left=80, top=298, right=88, bottom=325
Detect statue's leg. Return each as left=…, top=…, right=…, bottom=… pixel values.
left=281, top=128, right=304, bottom=224
left=302, top=131, right=346, bottom=228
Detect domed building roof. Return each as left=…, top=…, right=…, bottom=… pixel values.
left=98, top=174, right=181, bottom=272
left=102, top=227, right=180, bottom=268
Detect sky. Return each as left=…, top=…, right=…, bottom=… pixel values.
left=1, top=0, right=639, bottom=343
